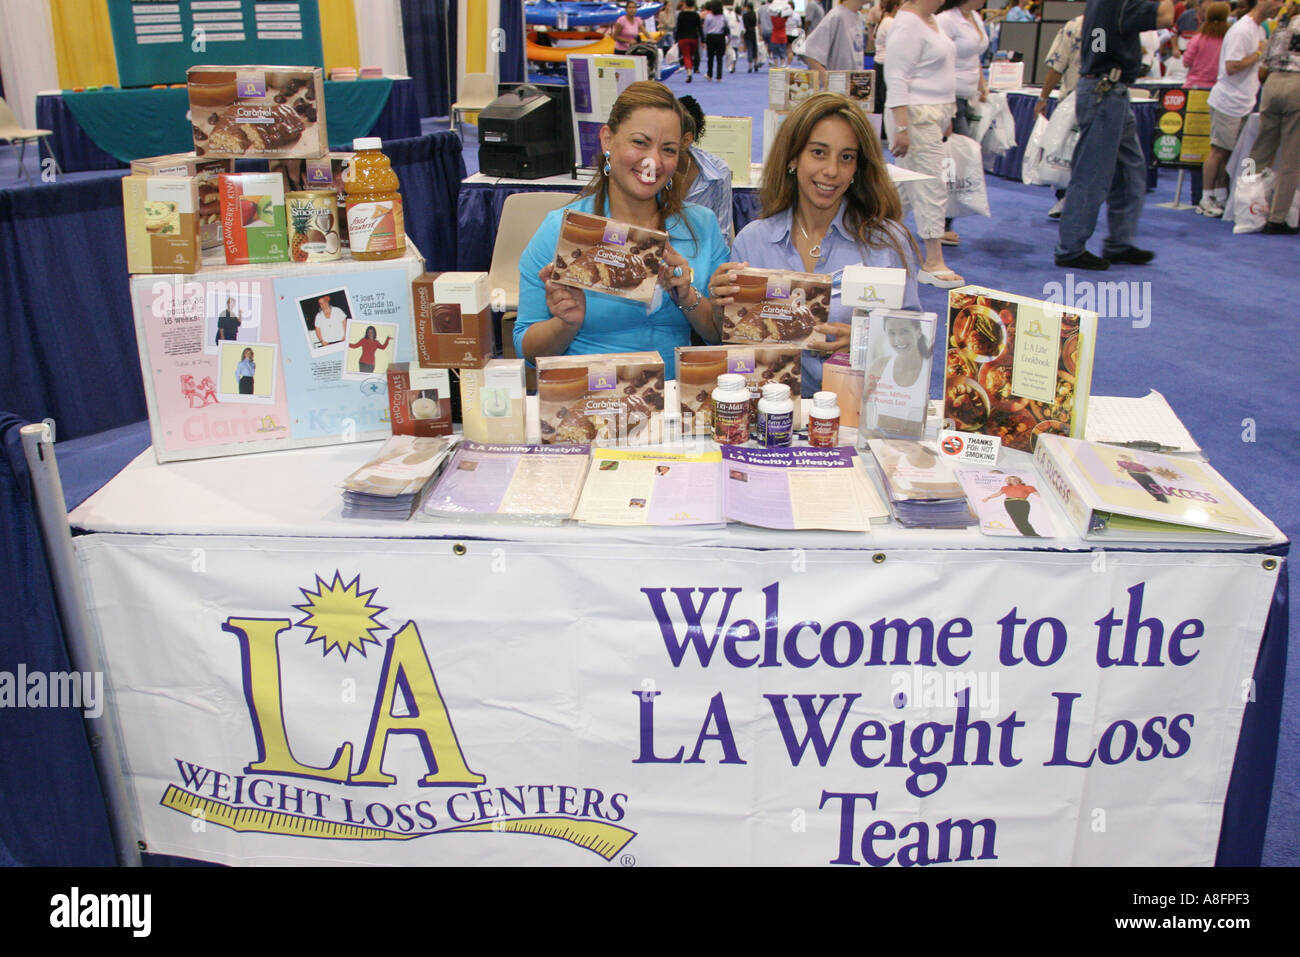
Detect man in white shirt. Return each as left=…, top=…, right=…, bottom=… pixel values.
left=1196, top=0, right=1281, bottom=216
left=314, top=294, right=348, bottom=347
left=801, top=0, right=867, bottom=75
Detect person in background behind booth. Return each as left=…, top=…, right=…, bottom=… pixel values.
left=349, top=325, right=392, bottom=374
left=1182, top=1, right=1230, bottom=87
left=937, top=0, right=990, bottom=245
left=770, top=2, right=791, bottom=66
left=612, top=1, right=647, bottom=53
left=704, top=0, right=730, bottom=80
left=804, top=0, right=827, bottom=38
left=1054, top=0, right=1175, bottom=270
left=760, top=0, right=775, bottom=60
left=678, top=95, right=736, bottom=237
left=1197, top=0, right=1282, bottom=217
left=515, top=81, right=730, bottom=379
left=237, top=348, right=256, bottom=395
left=743, top=1, right=761, bottom=69
left=1036, top=13, right=1085, bottom=218
left=886, top=0, right=965, bottom=288
left=870, top=0, right=903, bottom=123
left=724, top=1, right=744, bottom=70
left=802, top=0, right=869, bottom=77
left=1248, top=9, right=1300, bottom=233
left=710, top=93, right=922, bottom=395
left=677, top=0, right=704, bottom=80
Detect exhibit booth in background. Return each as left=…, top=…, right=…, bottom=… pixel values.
left=0, top=0, right=526, bottom=128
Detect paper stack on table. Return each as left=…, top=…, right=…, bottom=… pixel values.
left=340, top=435, right=455, bottom=519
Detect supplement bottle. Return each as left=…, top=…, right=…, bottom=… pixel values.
left=345, top=137, right=405, bottom=260
left=808, top=391, right=840, bottom=447
left=712, top=373, right=751, bottom=445
left=756, top=383, right=794, bottom=447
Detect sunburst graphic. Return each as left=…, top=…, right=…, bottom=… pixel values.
left=293, top=572, right=387, bottom=659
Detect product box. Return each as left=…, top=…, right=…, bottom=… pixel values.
left=536, top=352, right=665, bottom=445
left=551, top=210, right=668, bottom=307
left=220, top=172, right=288, bottom=265
left=840, top=265, right=907, bottom=312
left=130, top=152, right=232, bottom=250
left=460, top=359, right=527, bottom=443
left=722, top=268, right=832, bottom=348
left=270, top=152, right=354, bottom=245
left=768, top=68, right=824, bottom=113
left=388, top=362, right=453, bottom=437
left=674, top=345, right=802, bottom=436
left=412, top=272, right=494, bottom=369
left=122, top=175, right=200, bottom=274
left=827, top=70, right=876, bottom=106
left=189, top=65, right=327, bottom=159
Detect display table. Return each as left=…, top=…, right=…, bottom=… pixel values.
left=35, top=77, right=421, bottom=172
left=63, top=427, right=1286, bottom=867
left=993, top=90, right=1159, bottom=190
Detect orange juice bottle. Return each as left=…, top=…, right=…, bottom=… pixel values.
left=345, top=137, right=405, bottom=260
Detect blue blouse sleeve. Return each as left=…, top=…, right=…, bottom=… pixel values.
left=513, top=208, right=569, bottom=360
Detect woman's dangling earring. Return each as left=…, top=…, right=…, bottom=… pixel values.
left=603, top=151, right=611, bottom=175
left=787, top=164, right=796, bottom=174
left=666, top=176, right=673, bottom=191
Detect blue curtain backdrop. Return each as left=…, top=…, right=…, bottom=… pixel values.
left=401, top=0, right=457, bottom=118
left=499, top=0, right=526, bottom=84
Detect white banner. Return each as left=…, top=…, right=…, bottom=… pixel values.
left=74, top=535, right=1277, bottom=867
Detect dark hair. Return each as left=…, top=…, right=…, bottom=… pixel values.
left=706, top=0, right=723, bottom=12
left=581, top=80, right=693, bottom=233
left=884, top=315, right=933, bottom=358
left=937, top=0, right=966, bottom=12
left=365, top=325, right=377, bottom=339
left=760, top=92, right=914, bottom=269
left=678, top=94, right=706, bottom=139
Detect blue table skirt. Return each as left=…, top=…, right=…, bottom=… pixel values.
left=37, top=78, right=420, bottom=172
left=456, top=180, right=762, bottom=272
left=994, top=92, right=1160, bottom=191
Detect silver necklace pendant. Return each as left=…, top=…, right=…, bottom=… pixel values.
left=808, top=242, right=821, bottom=258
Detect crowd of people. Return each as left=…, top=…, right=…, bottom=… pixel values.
left=535, top=0, right=1299, bottom=399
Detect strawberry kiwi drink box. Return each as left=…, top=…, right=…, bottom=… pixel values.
left=220, top=172, right=288, bottom=264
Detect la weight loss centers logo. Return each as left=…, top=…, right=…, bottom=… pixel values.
left=162, top=573, right=636, bottom=862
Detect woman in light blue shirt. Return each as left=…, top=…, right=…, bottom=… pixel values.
left=707, top=92, right=922, bottom=395
left=515, top=81, right=730, bottom=379
left=237, top=347, right=256, bottom=395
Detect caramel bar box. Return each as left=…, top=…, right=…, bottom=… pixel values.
left=551, top=210, right=668, bottom=307
left=536, top=352, right=665, bottom=446
left=270, top=152, right=354, bottom=244
left=189, top=66, right=327, bottom=160
left=722, top=268, right=831, bottom=349
left=220, top=172, right=288, bottom=265
left=388, top=363, right=453, bottom=437
left=131, top=153, right=232, bottom=250
left=122, top=174, right=200, bottom=274
left=827, top=70, right=876, bottom=106
left=674, top=345, right=802, bottom=436
left=768, top=68, right=824, bottom=113
left=412, top=272, right=493, bottom=369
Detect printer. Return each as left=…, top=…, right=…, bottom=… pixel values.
left=478, top=84, right=573, bottom=179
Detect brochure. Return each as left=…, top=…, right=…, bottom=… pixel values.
left=952, top=467, right=1058, bottom=539
left=573, top=449, right=725, bottom=526
left=1033, top=435, right=1274, bottom=542
left=721, top=446, right=886, bottom=532
left=421, top=442, right=591, bottom=525
left=340, top=435, right=455, bottom=520
left=942, top=287, right=1097, bottom=454
left=867, top=439, right=976, bottom=528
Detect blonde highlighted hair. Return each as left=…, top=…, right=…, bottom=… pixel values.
left=581, top=80, right=693, bottom=232
left=760, top=92, right=914, bottom=268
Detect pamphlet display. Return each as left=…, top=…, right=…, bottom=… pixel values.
left=573, top=449, right=725, bottom=526
left=698, top=116, right=754, bottom=187
left=942, top=286, right=1097, bottom=454
left=1034, top=435, right=1273, bottom=542
left=868, top=438, right=976, bottom=528
left=566, top=54, right=649, bottom=168
left=422, top=442, right=591, bottom=524
left=131, top=247, right=423, bottom=462
left=720, top=446, right=886, bottom=531
left=340, top=435, right=455, bottom=519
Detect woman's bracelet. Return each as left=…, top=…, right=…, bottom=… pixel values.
left=680, top=286, right=706, bottom=313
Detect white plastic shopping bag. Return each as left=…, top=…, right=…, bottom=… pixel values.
left=1037, top=91, right=1078, bottom=189
left=1021, top=114, right=1051, bottom=186
left=944, top=134, right=991, bottom=218
left=1232, top=159, right=1274, bottom=234
left=982, top=92, right=1016, bottom=156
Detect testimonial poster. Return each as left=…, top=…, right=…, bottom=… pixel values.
left=75, top=537, right=1276, bottom=866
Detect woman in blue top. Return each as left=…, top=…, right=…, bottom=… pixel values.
left=708, top=92, right=922, bottom=395
left=515, top=81, right=730, bottom=380
left=237, top=347, right=256, bottom=395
